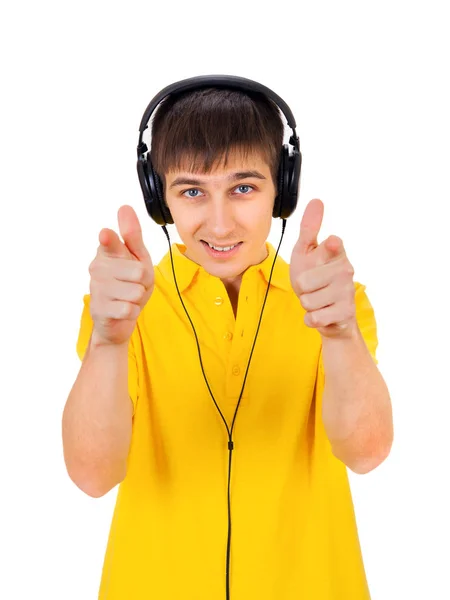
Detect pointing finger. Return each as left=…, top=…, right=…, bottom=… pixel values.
left=98, top=228, right=129, bottom=258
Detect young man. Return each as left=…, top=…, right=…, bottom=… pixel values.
left=62, top=82, right=393, bottom=599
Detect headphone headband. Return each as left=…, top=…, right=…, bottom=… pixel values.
left=136, top=74, right=302, bottom=225
left=138, top=75, right=297, bottom=147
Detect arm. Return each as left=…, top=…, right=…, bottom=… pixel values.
left=62, top=331, right=133, bottom=498
left=288, top=199, right=393, bottom=475
left=321, top=325, right=393, bottom=474
left=63, top=205, right=153, bottom=497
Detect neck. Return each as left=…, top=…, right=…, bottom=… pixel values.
left=221, top=276, right=242, bottom=297
left=221, top=277, right=241, bottom=318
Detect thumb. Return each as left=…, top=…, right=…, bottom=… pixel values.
left=296, top=198, right=324, bottom=255
left=118, top=205, right=151, bottom=262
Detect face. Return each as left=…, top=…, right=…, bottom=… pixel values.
left=164, top=150, right=277, bottom=288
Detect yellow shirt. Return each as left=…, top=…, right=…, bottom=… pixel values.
left=76, top=241, right=378, bottom=600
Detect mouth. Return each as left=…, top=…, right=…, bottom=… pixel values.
left=201, top=240, right=243, bottom=258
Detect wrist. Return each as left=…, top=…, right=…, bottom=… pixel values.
left=90, top=328, right=130, bottom=352
left=320, top=321, right=360, bottom=344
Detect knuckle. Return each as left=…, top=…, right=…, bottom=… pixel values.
left=89, top=256, right=108, bottom=279
left=300, top=294, right=309, bottom=310
left=130, top=284, right=145, bottom=303
left=89, top=300, right=103, bottom=322
left=89, top=280, right=100, bottom=301
left=347, top=287, right=356, bottom=305
left=119, top=302, right=138, bottom=320
left=338, top=269, right=351, bottom=284
left=134, top=264, right=147, bottom=284
left=130, top=303, right=141, bottom=319
left=106, top=302, right=119, bottom=319
left=109, top=302, right=126, bottom=319
left=297, top=274, right=308, bottom=293
left=88, top=259, right=98, bottom=276
left=120, top=303, right=131, bottom=318
left=347, top=302, right=355, bottom=320
left=345, top=262, right=355, bottom=276
left=89, top=302, right=98, bottom=320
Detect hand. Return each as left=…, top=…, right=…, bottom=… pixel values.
left=289, top=199, right=357, bottom=339
left=88, top=205, right=154, bottom=346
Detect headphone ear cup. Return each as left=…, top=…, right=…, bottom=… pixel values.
left=151, top=163, right=174, bottom=225
left=143, top=158, right=173, bottom=225
left=137, top=155, right=151, bottom=208
left=285, top=148, right=301, bottom=218
left=274, top=145, right=302, bottom=219
left=273, top=146, right=287, bottom=218
left=273, top=149, right=283, bottom=218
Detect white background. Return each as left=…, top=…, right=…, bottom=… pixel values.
left=1, top=1, right=449, bottom=598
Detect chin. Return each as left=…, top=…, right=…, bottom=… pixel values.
left=203, top=262, right=241, bottom=277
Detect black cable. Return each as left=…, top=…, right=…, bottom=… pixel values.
left=161, top=219, right=287, bottom=599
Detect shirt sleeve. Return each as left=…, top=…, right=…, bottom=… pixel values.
left=75, top=294, right=140, bottom=416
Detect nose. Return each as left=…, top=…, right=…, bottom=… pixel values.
left=208, top=198, right=236, bottom=239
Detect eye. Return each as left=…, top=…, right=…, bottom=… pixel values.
left=234, top=185, right=254, bottom=194
left=181, top=188, right=203, bottom=198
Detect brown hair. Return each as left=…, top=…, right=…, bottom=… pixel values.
left=150, top=87, right=284, bottom=190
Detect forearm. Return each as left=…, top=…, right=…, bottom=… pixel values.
left=321, top=326, right=393, bottom=474
left=62, top=332, right=133, bottom=497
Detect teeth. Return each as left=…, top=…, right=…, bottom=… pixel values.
left=208, top=243, right=238, bottom=252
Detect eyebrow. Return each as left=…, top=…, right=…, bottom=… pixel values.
left=168, top=170, right=267, bottom=189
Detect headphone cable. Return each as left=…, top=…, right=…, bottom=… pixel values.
left=161, top=219, right=287, bottom=600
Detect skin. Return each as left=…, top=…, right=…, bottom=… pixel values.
left=289, top=198, right=393, bottom=471
left=290, top=198, right=358, bottom=339
left=164, top=149, right=277, bottom=313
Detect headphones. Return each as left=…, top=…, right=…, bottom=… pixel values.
left=135, top=76, right=301, bottom=600
left=136, top=74, right=302, bottom=225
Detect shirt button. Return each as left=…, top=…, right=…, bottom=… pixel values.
left=232, top=365, right=240, bottom=376
left=215, top=296, right=224, bottom=306
left=224, top=332, right=233, bottom=341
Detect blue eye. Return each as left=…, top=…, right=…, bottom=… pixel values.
left=182, top=188, right=202, bottom=198
left=236, top=185, right=253, bottom=194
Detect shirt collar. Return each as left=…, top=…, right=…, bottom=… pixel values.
left=156, top=241, right=292, bottom=293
